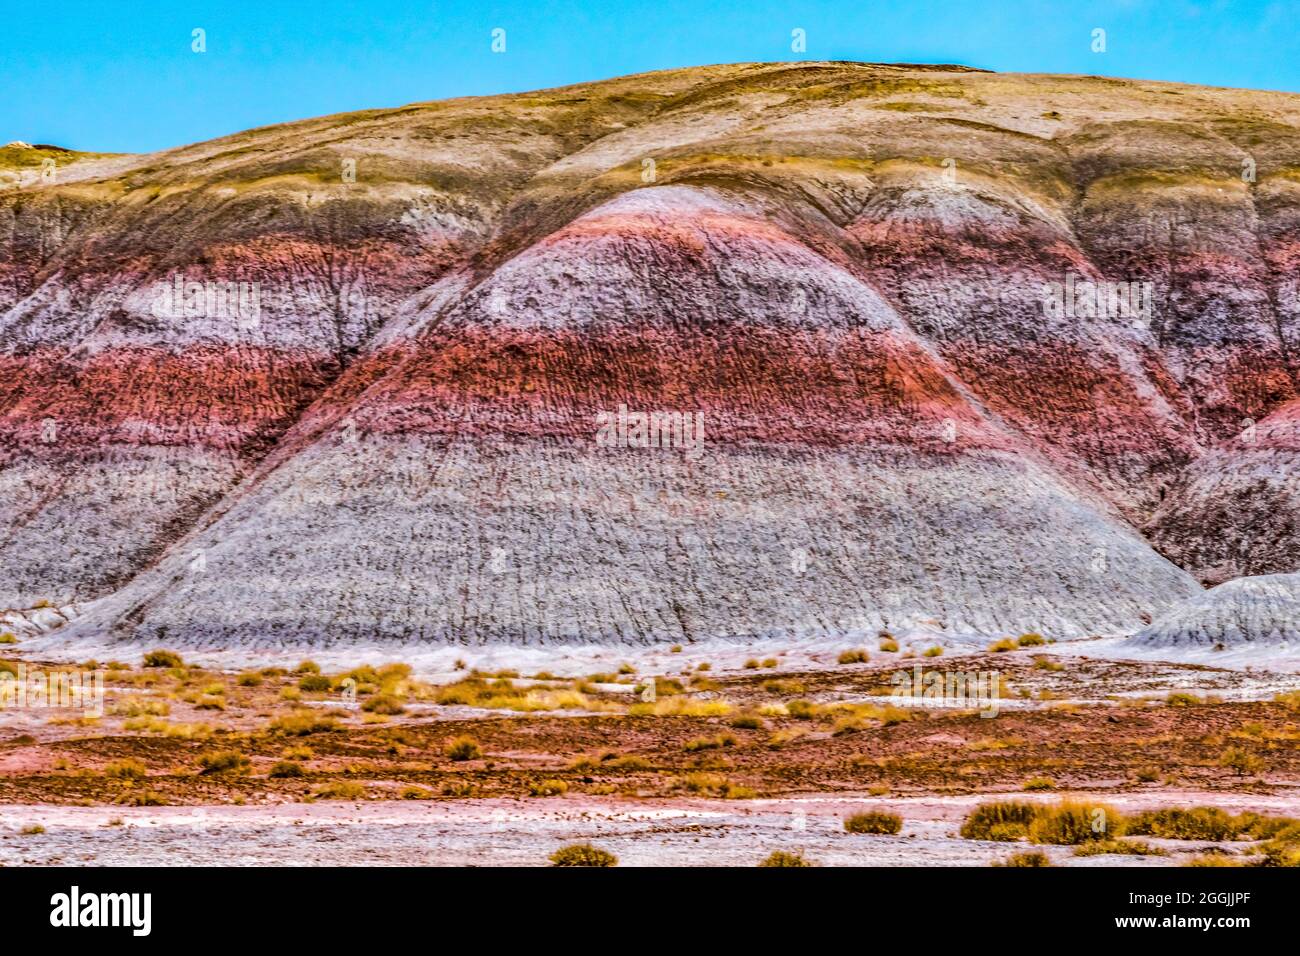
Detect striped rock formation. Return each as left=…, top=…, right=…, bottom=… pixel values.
left=3, top=62, right=1299, bottom=653
left=1131, top=573, right=1300, bottom=649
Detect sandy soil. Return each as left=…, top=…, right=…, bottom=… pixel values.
left=2, top=644, right=1297, bottom=865
left=19, top=631, right=1300, bottom=680
left=1, top=790, right=1290, bottom=867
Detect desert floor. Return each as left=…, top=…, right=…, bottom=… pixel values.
left=2, top=641, right=1298, bottom=866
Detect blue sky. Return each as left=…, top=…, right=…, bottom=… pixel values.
left=4, top=0, right=1299, bottom=153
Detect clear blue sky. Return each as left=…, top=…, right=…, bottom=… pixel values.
left=4, top=0, right=1299, bottom=154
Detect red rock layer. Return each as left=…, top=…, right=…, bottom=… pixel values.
left=341, top=327, right=1011, bottom=451
left=0, top=347, right=337, bottom=457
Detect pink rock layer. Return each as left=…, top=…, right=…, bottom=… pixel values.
left=0, top=347, right=336, bottom=456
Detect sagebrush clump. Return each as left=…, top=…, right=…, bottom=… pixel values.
left=197, top=751, right=249, bottom=775
left=445, top=736, right=482, bottom=761
left=1028, top=802, right=1122, bottom=845
left=995, top=850, right=1051, bottom=867
left=759, top=850, right=814, bottom=867
left=550, top=843, right=617, bottom=867
left=959, top=801, right=1039, bottom=841
left=844, top=811, right=903, bottom=835
left=143, top=649, right=184, bottom=668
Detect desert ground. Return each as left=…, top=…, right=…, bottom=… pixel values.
left=2, top=638, right=1298, bottom=866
